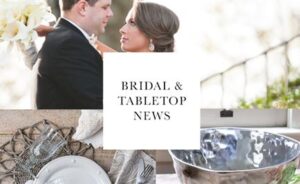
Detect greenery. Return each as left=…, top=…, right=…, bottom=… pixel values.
left=278, top=163, right=300, bottom=184
left=239, top=77, right=300, bottom=109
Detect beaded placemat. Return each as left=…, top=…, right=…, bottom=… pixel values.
left=0, top=119, right=95, bottom=184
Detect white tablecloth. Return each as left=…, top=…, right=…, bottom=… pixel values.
left=156, top=174, right=180, bottom=184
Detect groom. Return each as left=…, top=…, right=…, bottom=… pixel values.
left=35, top=0, right=113, bottom=109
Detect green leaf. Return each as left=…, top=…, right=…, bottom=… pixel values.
left=277, top=163, right=299, bottom=184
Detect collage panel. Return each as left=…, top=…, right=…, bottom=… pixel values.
left=0, top=110, right=156, bottom=184
left=197, top=1, right=300, bottom=109
left=156, top=109, right=300, bottom=184
left=0, top=0, right=186, bottom=109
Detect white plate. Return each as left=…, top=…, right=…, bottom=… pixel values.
left=33, top=156, right=111, bottom=184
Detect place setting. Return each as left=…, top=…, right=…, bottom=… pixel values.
left=0, top=112, right=156, bottom=184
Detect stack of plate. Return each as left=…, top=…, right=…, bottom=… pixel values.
left=31, top=156, right=111, bottom=184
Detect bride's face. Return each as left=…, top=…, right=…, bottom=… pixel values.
left=119, top=10, right=150, bottom=52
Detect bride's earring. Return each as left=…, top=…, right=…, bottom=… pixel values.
left=149, top=39, right=155, bottom=52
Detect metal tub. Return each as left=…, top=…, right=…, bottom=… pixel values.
left=169, top=128, right=300, bottom=184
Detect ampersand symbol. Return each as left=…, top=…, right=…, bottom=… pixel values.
left=175, top=82, right=183, bottom=90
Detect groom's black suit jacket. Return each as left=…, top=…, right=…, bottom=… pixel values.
left=36, top=18, right=103, bottom=109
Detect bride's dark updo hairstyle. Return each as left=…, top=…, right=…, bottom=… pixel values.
left=133, top=2, right=180, bottom=52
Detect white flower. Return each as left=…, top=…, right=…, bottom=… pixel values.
left=0, top=0, right=56, bottom=47
left=1, top=20, right=29, bottom=41
left=3, top=1, right=26, bottom=23
left=20, top=30, right=38, bottom=49
left=25, top=4, right=56, bottom=29
left=0, top=19, right=7, bottom=40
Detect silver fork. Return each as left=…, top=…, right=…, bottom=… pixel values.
left=136, top=163, right=154, bottom=184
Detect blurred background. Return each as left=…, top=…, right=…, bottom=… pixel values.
left=1, top=0, right=300, bottom=108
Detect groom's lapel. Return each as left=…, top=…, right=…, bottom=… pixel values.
left=54, top=18, right=102, bottom=57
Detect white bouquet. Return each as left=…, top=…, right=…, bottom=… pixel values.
left=0, top=0, right=56, bottom=48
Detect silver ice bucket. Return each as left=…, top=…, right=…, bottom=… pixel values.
left=169, top=128, right=300, bottom=184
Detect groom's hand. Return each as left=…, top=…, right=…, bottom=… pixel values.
left=35, top=25, right=55, bottom=37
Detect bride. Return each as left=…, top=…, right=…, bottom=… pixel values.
left=101, top=1, right=179, bottom=53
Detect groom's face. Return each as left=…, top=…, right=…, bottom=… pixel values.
left=85, top=0, right=113, bottom=36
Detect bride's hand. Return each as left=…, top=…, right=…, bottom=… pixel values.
left=35, top=25, right=54, bottom=37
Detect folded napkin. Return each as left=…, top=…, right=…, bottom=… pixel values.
left=72, top=110, right=103, bottom=148
left=109, top=150, right=156, bottom=184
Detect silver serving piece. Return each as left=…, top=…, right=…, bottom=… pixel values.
left=169, top=128, right=300, bottom=184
